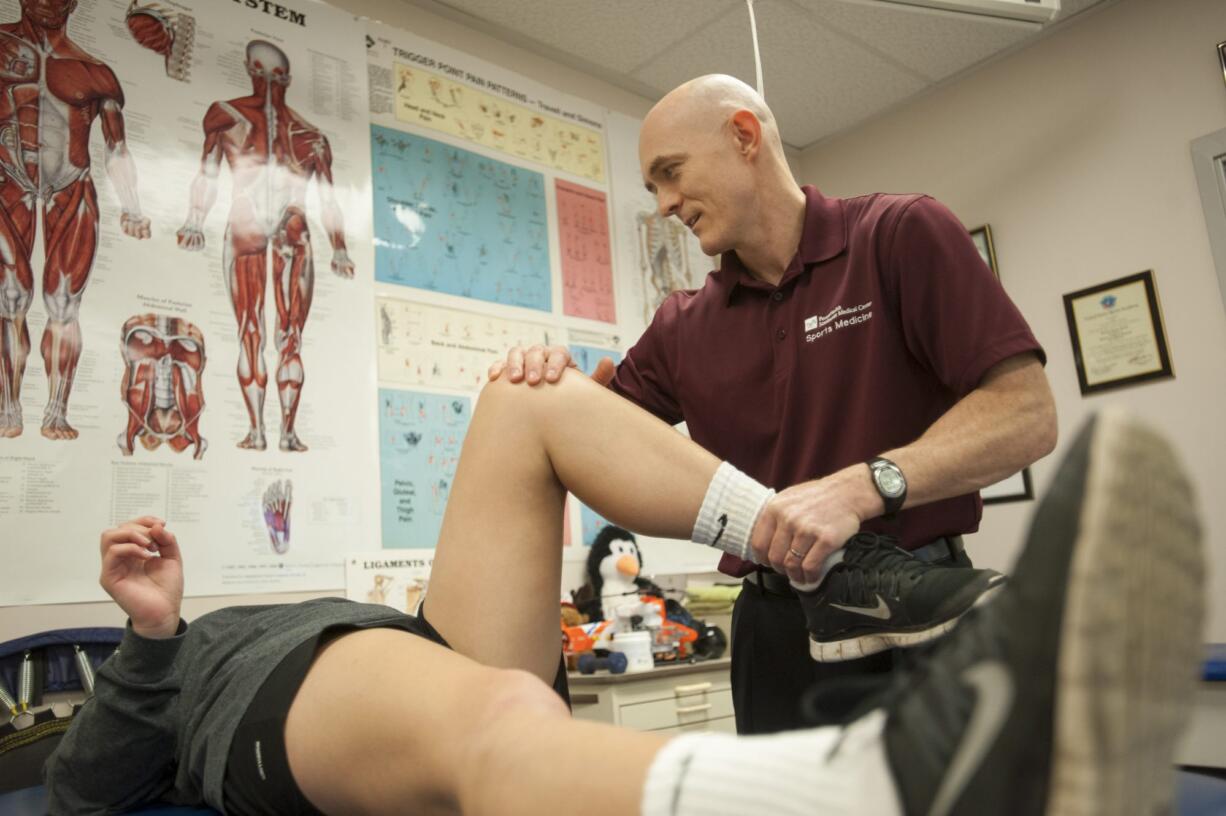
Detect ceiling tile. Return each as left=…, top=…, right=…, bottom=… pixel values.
left=789, top=0, right=1037, bottom=81
left=428, top=0, right=739, bottom=74
left=630, top=0, right=929, bottom=147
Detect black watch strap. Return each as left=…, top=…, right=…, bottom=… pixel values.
left=867, top=457, right=907, bottom=518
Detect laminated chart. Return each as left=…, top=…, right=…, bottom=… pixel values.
left=556, top=180, right=615, bottom=323
left=376, top=297, right=554, bottom=392
left=569, top=342, right=623, bottom=546
left=372, top=126, right=551, bottom=311
left=0, top=0, right=377, bottom=604
left=379, top=389, right=471, bottom=549
left=391, top=63, right=605, bottom=183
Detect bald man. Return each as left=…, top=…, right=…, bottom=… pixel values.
left=492, top=74, right=1057, bottom=734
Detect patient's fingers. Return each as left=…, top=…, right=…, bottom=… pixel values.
left=103, top=543, right=157, bottom=568
left=149, top=525, right=182, bottom=563
left=100, top=524, right=153, bottom=556
left=124, top=515, right=164, bottom=528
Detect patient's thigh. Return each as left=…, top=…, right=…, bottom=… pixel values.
left=284, top=627, right=554, bottom=816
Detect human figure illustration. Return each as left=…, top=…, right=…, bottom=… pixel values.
left=177, top=39, right=354, bottom=452
left=0, top=0, right=151, bottom=440
left=635, top=209, right=692, bottom=325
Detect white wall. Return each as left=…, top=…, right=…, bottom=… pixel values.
left=798, top=0, right=1226, bottom=639
left=0, top=0, right=657, bottom=642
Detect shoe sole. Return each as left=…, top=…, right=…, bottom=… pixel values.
left=808, top=580, right=1006, bottom=663
left=1045, top=410, right=1204, bottom=816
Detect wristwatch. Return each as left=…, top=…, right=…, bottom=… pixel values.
left=867, top=457, right=907, bottom=518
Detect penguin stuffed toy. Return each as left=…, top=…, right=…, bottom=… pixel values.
left=579, top=526, right=663, bottom=622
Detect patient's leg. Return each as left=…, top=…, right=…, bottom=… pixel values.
left=286, top=628, right=669, bottom=816
left=287, top=373, right=718, bottom=814
left=424, top=373, right=721, bottom=682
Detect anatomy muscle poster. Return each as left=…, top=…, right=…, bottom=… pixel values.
left=0, top=0, right=377, bottom=604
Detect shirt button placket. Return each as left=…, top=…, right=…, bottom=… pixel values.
left=773, top=290, right=787, bottom=342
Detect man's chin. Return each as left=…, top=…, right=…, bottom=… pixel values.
left=698, top=233, right=728, bottom=258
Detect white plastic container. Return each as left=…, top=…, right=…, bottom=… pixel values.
left=610, top=630, right=654, bottom=673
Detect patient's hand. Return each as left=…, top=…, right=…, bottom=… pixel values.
left=99, top=517, right=184, bottom=639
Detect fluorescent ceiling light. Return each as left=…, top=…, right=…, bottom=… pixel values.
left=872, top=0, right=1060, bottom=24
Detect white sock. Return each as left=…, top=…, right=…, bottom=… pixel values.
left=690, top=462, right=774, bottom=563
left=640, top=709, right=902, bottom=816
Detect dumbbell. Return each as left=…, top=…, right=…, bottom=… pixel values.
left=577, top=652, right=628, bottom=675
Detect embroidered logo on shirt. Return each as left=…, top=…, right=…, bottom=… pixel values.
left=805, top=301, right=873, bottom=343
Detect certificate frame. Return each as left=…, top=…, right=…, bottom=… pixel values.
left=1190, top=126, right=1226, bottom=317
left=969, top=224, right=999, bottom=280
left=1218, top=41, right=1226, bottom=90
left=968, top=223, right=1033, bottom=504
left=1062, top=270, right=1173, bottom=396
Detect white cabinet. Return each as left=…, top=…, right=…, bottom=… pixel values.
left=568, top=658, right=734, bottom=735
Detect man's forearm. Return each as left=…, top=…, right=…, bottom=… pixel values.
left=878, top=354, right=1057, bottom=513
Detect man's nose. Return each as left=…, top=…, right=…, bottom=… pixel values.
left=656, top=189, right=682, bottom=218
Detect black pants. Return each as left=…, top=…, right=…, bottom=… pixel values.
left=730, top=544, right=972, bottom=735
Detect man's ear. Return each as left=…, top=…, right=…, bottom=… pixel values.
left=729, top=110, right=763, bottom=160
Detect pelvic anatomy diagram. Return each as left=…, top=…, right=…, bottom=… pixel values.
left=0, top=0, right=152, bottom=442
left=125, top=1, right=195, bottom=83
left=118, top=314, right=206, bottom=460
left=177, top=40, right=355, bottom=453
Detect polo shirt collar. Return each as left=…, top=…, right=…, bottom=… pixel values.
left=715, top=185, right=847, bottom=304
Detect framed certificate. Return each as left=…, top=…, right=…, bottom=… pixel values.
left=968, top=223, right=1033, bottom=504
left=969, top=224, right=999, bottom=280
left=1062, top=270, right=1173, bottom=395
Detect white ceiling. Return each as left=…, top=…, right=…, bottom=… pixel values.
left=398, top=0, right=1113, bottom=150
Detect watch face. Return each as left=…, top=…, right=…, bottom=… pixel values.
left=877, top=467, right=905, bottom=497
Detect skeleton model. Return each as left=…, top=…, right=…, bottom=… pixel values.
left=262, top=478, right=292, bottom=555
left=117, top=314, right=206, bottom=460
left=635, top=210, right=693, bottom=325
left=177, top=40, right=354, bottom=452
left=0, top=0, right=152, bottom=441
left=124, top=1, right=194, bottom=82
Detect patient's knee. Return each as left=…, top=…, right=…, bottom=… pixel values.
left=458, top=668, right=568, bottom=813
left=479, top=366, right=594, bottom=412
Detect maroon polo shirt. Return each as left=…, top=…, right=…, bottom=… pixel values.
left=610, top=186, right=1045, bottom=576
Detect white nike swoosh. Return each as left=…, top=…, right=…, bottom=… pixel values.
left=829, top=595, right=892, bottom=620
left=927, top=661, right=1015, bottom=816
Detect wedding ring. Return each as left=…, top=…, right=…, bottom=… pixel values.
left=787, top=547, right=805, bottom=559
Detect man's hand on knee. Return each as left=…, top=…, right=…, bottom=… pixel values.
left=99, top=517, right=184, bottom=639
left=488, top=344, right=583, bottom=385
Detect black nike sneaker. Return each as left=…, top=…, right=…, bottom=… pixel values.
left=880, top=411, right=1204, bottom=815
left=798, top=533, right=1006, bottom=662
